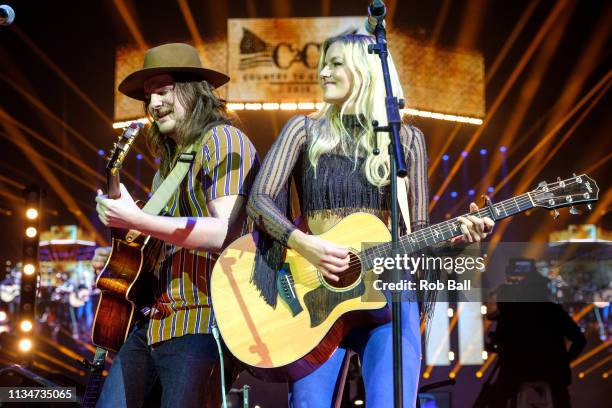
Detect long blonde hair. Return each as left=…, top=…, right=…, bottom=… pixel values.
left=309, top=34, right=405, bottom=187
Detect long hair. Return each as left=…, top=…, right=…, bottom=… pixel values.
left=309, top=34, right=405, bottom=187
left=145, top=80, right=232, bottom=177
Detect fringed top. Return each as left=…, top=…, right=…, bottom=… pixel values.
left=301, top=153, right=390, bottom=218
left=246, top=115, right=436, bottom=308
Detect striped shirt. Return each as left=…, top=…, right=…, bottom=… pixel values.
left=146, top=125, right=258, bottom=345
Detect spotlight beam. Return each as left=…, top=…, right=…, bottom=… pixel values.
left=429, top=0, right=539, bottom=176
left=0, top=111, right=108, bottom=245
left=478, top=6, right=575, bottom=198
left=111, top=0, right=148, bottom=50
left=429, top=0, right=570, bottom=212
left=6, top=29, right=153, bottom=168
left=430, top=0, right=452, bottom=45
left=176, top=0, right=207, bottom=62
left=571, top=340, right=611, bottom=368
left=580, top=354, right=612, bottom=378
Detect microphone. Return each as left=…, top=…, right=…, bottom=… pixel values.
left=365, top=0, right=387, bottom=34
left=0, top=4, right=15, bottom=26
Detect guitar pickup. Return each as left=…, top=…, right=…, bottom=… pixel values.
left=276, top=264, right=303, bottom=317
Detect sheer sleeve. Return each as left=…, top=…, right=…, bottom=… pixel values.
left=401, top=125, right=430, bottom=232
left=247, top=115, right=308, bottom=245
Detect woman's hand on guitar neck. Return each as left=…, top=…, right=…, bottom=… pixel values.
left=452, top=202, right=495, bottom=245
left=95, top=183, right=143, bottom=230
left=288, top=230, right=350, bottom=282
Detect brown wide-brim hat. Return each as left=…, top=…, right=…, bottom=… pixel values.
left=118, top=43, right=230, bottom=101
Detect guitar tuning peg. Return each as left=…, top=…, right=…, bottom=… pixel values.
left=557, top=177, right=561, bottom=182
left=569, top=206, right=580, bottom=215
left=551, top=209, right=560, bottom=220
left=572, top=173, right=577, bottom=177
left=587, top=204, right=592, bottom=211
left=538, top=181, right=547, bottom=188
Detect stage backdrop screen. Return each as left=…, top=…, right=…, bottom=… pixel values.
left=114, top=17, right=484, bottom=122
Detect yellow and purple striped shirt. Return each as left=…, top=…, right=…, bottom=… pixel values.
left=146, top=124, right=258, bottom=345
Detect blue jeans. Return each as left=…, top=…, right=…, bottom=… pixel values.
left=97, top=324, right=223, bottom=408
left=289, top=301, right=422, bottom=408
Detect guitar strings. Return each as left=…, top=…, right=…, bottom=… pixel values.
left=293, top=177, right=590, bottom=286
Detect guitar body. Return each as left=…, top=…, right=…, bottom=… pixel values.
left=211, top=212, right=391, bottom=381
left=92, top=227, right=162, bottom=352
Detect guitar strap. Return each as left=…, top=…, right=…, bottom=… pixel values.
left=397, top=125, right=413, bottom=235
left=125, top=137, right=205, bottom=242
left=397, top=176, right=412, bottom=235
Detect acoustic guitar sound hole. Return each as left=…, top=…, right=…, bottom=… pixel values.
left=323, top=251, right=362, bottom=289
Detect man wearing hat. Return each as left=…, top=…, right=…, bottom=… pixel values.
left=93, top=43, right=259, bottom=407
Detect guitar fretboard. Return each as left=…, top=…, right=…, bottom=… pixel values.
left=363, top=192, right=534, bottom=267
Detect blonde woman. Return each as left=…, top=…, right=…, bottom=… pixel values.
left=247, top=34, right=494, bottom=407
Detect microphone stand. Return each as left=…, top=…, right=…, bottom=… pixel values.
left=368, top=11, right=408, bottom=408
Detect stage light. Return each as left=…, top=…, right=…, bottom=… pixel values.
left=448, top=351, right=455, bottom=361
left=354, top=400, right=364, bottom=406
left=476, top=371, right=483, bottom=378
left=0, top=311, right=7, bottom=322
left=298, top=102, right=316, bottom=110
left=280, top=103, right=298, bottom=110
left=447, top=308, right=454, bottom=317
left=263, top=103, right=279, bottom=110
left=603, top=372, right=609, bottom=379
left=19, top=338, right=32, bottom=352
left=26, top=208, right=38, bottom=219
left=442, top=154, right=449, bottom=161
left=245, top=103, right=262, bottom=110
left=578, top=372, right=585, bottom=379
left=450, top=191, right=458, bottom=198
left=23, top=264, right=35, bottom=275
left=227, top=103, right=245, bottom=111
left=136, top=154, right=143, bottom=160
left=449, top=372, right=456, bottom=379
left=468, top=189, right=475, bottom=196
left=461, top=151, right=468, bottom=158
left=20, top=320, right=33, bottom=332
left=500, top=146, right=507, bottom=153
left=422, top=372, right=430, bottom=379
left=482, top=351, right=488, bottom=360
left=487, top=186, right=494, bottom=193
left=480, top=149, right=487, bottom=155
left=98, top=149, right=105, bottom=156
left=481, top=305, right=487, bottom=315
left=433, top=195, right=440, bottom=201
left=25, top=227, right=37, bottom=238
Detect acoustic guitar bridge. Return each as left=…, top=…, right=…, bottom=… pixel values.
left=276, top=264, right=303, bottom=317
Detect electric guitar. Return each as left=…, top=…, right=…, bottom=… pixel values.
left=92, top=123, right=163, bottom=352
left=210, top=174, right=599, bottom=381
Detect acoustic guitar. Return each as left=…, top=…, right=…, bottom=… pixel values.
left=211, top=174, right=599, bottom=381
left=92, top=123, right=163, bottom=352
